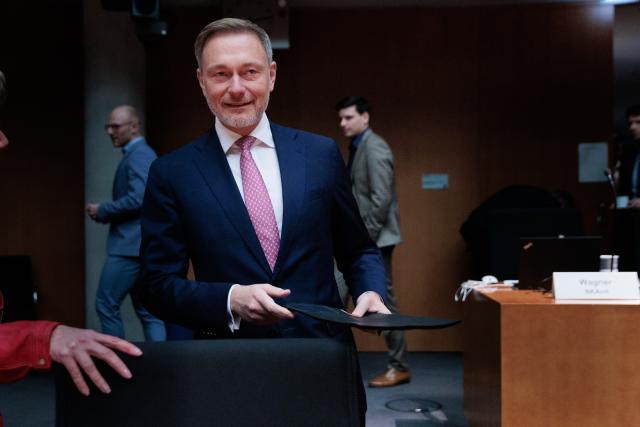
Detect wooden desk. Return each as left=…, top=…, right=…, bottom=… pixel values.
left=463, top=289, right=640, bottom=427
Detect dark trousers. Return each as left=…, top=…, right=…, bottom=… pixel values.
left=380, top=245, right=409, bottom=371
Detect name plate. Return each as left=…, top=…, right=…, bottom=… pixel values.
left=553, top=272, right=640, bottom=300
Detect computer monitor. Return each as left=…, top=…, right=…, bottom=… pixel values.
left=518, top=236, right=602, bottom=290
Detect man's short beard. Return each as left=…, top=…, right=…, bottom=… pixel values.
left=219, top=113, right=261, bottom=131
left=205, top=96, right=269, bottom=133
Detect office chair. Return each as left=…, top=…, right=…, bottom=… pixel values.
left=56, top=338, right=362, bottom=427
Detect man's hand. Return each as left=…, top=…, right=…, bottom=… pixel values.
left=85, top=203, right=100, bottom=221
left=351, top=291, right=391, bottom=317
left=49, top=325, right=142, bottom=396
left=230, top=284, right=294, bottom=324
left=629, top=198, right=640, bottom=209
left=351, top=291, right=391, bottom=335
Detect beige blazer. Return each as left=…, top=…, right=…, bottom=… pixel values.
left=350, top=129, right=402, bottom=248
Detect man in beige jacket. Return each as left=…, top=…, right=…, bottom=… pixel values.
left=336, top=96, right=409, bottom=387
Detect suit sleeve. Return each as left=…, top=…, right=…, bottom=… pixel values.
left=97, top=149, right=154, bottom=224
left=361, top=136, right=395, bottom=241
left=139, top=159, right=233, bottom=331
left=329, top=142, right=387, bottom=302
left=0, top=321, right=60, bottom=383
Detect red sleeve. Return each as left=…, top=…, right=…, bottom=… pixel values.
left=0, top=321, right=61, bottom=383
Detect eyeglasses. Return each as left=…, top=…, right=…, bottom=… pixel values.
left=104, top=121, right=133, bottom=131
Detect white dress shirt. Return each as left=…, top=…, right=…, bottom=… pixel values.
left=215, top=113, right=283, bottom=234
left=215, top=113, right=283, bottom=331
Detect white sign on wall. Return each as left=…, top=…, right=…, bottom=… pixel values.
left=578, top=142, right=608, bottom=183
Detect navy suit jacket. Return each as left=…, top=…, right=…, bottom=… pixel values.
left=98, top=138, right=157, bottom=257
left=140, top=123, right=386, bottom=340
left=616, top=139, right=640, bottom=198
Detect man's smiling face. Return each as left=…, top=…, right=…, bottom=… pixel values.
left=196, top=31, right=276, bottom=135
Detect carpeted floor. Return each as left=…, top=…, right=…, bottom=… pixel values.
left=361, top=352, right=467, bottom=427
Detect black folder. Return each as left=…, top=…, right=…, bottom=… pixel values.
left=286, top=303, right=460, bottom=330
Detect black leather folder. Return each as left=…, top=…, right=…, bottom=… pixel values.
left=286, top=303, right=460, bottom=330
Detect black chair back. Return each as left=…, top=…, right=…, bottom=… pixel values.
left=56, top=338, right=361, bottom=427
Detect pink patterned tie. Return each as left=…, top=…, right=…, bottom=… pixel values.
left=236, top=136, right=280, bottom=271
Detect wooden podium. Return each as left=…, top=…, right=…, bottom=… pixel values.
left=463, top=289, right=640, bottom=427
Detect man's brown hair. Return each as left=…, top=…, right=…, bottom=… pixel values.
left=193, top=18, right=272, bottom=67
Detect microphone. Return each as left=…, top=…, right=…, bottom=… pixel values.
left=604, top=168, right=615, bottom=189
left=604, top=168, right=618, bottom=207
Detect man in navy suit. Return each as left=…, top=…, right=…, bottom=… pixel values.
left=87, top=105, right=165, bottom=341
left=615, top=105, right=640, bottom=207
left=140, top=18, right=388, bottom=344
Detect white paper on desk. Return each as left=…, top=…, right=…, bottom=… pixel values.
left=578, top=142, right=608, bottom=183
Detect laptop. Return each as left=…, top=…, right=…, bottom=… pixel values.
left=517, top=236, right=602, bottom=290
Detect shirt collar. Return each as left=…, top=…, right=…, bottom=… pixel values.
left=215, top=113, right=274, bottom=153
left=350, top=127, right=369, bottom=149
left=122, top=136, right=144, bottom=154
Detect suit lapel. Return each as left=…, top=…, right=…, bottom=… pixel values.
left=192, top=128, right=271, bottom=273
left=114, top=145, right=134, bottom=197
left=350, top=129, right=370, bottom=182
left=271, top=123, right=305, bottom=277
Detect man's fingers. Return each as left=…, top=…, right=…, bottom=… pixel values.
left=256, top=293, right=294, bottom=320
left=352, top=292, right=391, bottom=317
left=351, top=294, right=372, bottom=317
left=247, top=290, right=292, bottom=322
left=261, top=284, right=291, bottom=298
left=232, top=283, right=294, bottom=324
left=372, top=303, right=391, bottom=315
left=351, top=304, right=367, bottom=318
left=245, top=285, right=293, bottom=323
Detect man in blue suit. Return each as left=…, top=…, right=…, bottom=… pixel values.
left=140, top=19, right=388, bottom=341
left=87, top=105, right=165, bottom=341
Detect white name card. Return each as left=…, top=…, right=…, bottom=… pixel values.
left=553, top=272, right=640, bottom=300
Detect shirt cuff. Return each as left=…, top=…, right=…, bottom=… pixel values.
left=35, top=321, right=61, bottom=370
left=96, top=204, right=107, bottom=222
left=227, top=284, right=242, bottom=332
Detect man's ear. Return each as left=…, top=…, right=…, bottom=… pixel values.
left=363, top=111, right=370, bottom=126
left=196, top=68, right=205, bottom=90
left=269, top=61, right=277, bottom=92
